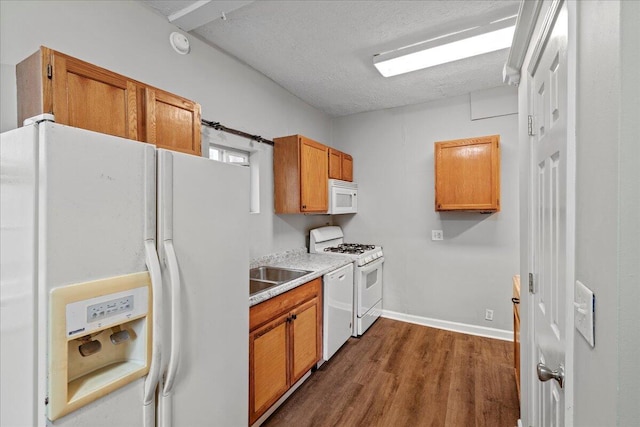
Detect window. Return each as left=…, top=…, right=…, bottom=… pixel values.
left=209, top=144, right=250, bottom=166
left=207, top=141, right=260, bottom=213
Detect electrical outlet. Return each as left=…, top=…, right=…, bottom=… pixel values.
left=432, top=230, right=443, bottom=241
left=485, top=309, right=494, bottom=321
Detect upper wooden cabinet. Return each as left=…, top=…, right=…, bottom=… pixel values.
left=17, top=46, right=201, bottom=156
left=274, top=135, right=328, bottom=213
left=144, top=87, right=201, bottom=155
left=17, top=47, right=139, bottom=140
left=328, top=148, right=353, bottom=182
left=341, top=153, right=353, bottom=182
left=328, top=148, right=341, bottom=179
left=434, top=135, right=500, bottom=212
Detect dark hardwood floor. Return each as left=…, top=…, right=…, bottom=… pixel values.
left=263, top=317, right=519, bottom=427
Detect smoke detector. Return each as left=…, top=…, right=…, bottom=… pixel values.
left=169, top=32, right=190, bottom=55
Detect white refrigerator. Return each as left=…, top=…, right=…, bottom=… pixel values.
left=0, top=122, right=249, bottom=426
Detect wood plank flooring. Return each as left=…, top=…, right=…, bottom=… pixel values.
left=263, top=317, right=519, bottom=427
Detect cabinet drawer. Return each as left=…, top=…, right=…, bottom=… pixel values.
left=250, top=278, right=321, bottom=331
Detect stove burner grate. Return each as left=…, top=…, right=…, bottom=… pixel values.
left=323, top=243, right=376, bottom=255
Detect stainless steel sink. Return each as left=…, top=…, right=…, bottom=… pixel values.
left=250, top=279, right=279, bottom=295
left=249, top=266, right=312, bottom=295
left=250, top=266, right=312, bottom=283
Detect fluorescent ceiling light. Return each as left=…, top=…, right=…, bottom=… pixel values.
left=374, top=18, right=516, bottom=77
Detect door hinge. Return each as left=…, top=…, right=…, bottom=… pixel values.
left=47, top=63, right=52, bottom=79
left=527, top=115, right=535, bottom=136
left=529, top=272, right=535, bottom=294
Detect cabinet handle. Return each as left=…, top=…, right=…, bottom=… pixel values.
left=302, top=205, right=306, bottom=209
left=512, top=297, right=520, bottom=304
left=291, top=314, right=297, bottom=320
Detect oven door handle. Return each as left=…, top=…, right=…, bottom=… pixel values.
left=360, top=256, right=384, bottom=274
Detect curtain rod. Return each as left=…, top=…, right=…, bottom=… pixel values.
left=201, top=119, right=274, bottom=146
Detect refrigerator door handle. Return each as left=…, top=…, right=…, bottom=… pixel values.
left=162, top=239, right=182, bottom=396
left=143, top=240, right=163, bottom=427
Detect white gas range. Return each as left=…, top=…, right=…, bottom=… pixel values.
left=310, top=226, right=384, bottom=337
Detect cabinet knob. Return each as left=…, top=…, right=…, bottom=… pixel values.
left=292, top=314, right=297, bottom=320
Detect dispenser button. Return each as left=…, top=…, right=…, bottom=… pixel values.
left=86, top=294, right=134, bottom=323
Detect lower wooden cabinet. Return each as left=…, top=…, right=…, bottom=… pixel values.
left=250, top=314, right=289, bottom=419
left=249, top=279, right=322, bottom=425
left=290, top=298, right=321, bottom=383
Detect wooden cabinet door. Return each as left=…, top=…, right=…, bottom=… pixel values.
left=50, top=51, right=138, bottom=140
left=299, top=137, right=328, bottom=212
left=144, top=88, right=201, bottom=156
left=328, top=149, right=354, bottom=182
left=434, top=135, right=500, bottom=211
left=341, top=153, right=353, bottom=182
left=328, top=148, right=342, bottom=179
left=249, top=314, right=289, bottom=425
left=289, top=297, right=321, bottom=384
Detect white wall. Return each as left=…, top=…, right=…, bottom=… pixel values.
left=0, top=0, right=332, bottom=259
left=332, top=89, right=519, bottom=332
left=617, top=0, right=640, bottom=423
left=573, top=0, right=640, bottom=425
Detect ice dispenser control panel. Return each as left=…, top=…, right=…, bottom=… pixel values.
left=66, top=286, right=148, bottom=338
left=87, top=295, right=133, bottom=322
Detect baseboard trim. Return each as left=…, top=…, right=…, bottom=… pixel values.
left=381, top=309, right=512, bottom=341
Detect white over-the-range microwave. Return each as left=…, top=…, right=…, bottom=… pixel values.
left=328, top=179, right=357, bottom=214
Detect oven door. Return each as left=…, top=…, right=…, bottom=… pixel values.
left=329, top=184, right=357, bottom=214
left=356, top=257, right=384, bottom=316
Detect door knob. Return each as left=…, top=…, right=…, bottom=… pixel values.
left=537, top=363, right=564, bottom=388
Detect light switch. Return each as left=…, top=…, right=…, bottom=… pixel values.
left=575, top=280, right=595, bottom=347
left=432, top=230, right=443, bottom=241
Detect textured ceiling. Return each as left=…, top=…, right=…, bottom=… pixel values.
left=143, top=0, right=521, bottom=117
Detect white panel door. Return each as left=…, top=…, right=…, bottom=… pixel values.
left=157, top=150, right=249, bottom=427
left=528, top=2, right=573, bottom=426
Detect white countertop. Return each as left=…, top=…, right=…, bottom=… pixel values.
left=249, top=248, right=353, bottom=306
